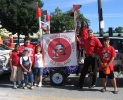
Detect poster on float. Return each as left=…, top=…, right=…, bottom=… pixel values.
left=42, top=32, right=77, bottom=67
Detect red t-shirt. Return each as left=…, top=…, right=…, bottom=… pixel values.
left=19, top=44, right=35, bottom=64
left=99, top=46, right=116, bottom=71
left=77, top=36, right=102, bottom=55
left=79, top=27, right=89, bottom=40
left=9, top=50, right=21, bottom=66
left=8, top=37, right=14, bottom=48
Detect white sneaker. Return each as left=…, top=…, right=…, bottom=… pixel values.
left=23, top=86, right=27, bottom=89
left=34, top=82, right=37, bottom=86
left=38, top=82, right=42, bottom=87
left=13, top=85, right=17, bottom=89
left=30, top=86, right=34, bottom=89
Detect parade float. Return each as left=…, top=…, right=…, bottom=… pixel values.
left=25, top=2, right=123, bottom=86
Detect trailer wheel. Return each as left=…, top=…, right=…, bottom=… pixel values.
left=50, top=71, right=65, bottom=86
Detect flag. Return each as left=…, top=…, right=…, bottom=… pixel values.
left=73, top=4, right=82, bottom=12
left=23, top=2, right=38, bottom=9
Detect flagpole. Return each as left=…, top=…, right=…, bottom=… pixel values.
left=74, top=11, right=77, bottom=32
left=48, top=21, right=50, bottom=34
left=38, top=17, right=43, bottom=48
left=73, top=4, right=82, bottom=32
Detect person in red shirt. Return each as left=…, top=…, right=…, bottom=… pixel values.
left=75, top=29, right=102, bottom=89
left=10, top=44, right=23, bottom=89
left=20, top=36, right=35, bottom=64
left=99, top=36, right=118, bottom=94
left=79, top=21, right=89, bottom=40
left=8, top=34, right=14, bottom=49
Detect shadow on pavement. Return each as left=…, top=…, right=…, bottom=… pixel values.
left=0, top=73, right=123, bottom=90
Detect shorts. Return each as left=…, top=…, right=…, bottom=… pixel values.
left=23, top=72, right=34, bottom=84
left=99, top=71, right=114, bottom=79
left=10, top=66, right=24, bottom=82
left=33, top=68, right=43, bottom=76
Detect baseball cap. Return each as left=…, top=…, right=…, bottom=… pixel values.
left=23, top=47, right=30, bottom=53
left=88, top=29, right=93, bottom=33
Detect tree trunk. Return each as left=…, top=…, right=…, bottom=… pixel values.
left=17, top=33, right=20, bottom=44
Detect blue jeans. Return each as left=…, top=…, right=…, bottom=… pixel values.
left=23, top=72, right=34, bottom=84
left=33, top=68, right=43, bottom=76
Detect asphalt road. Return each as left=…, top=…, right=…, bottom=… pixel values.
left=0, top=73, right=123, bottom=100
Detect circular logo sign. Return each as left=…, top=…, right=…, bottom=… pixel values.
left=48, top=38, right=71, bottom=62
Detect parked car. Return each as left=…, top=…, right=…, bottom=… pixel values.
left=13, top=39, right=24, bottom=46
left=0, top=44, right=12, bottom=75
left=30, top=38, right=40, bottom=45
left=97, top=37, right=123, bottom=52
left=3, top=39, right=24, bottom=47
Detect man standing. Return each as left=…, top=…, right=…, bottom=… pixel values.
left=76, top=29, right=102, bottom=88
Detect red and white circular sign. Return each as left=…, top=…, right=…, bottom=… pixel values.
left=48, top=38, right=71, bottom=62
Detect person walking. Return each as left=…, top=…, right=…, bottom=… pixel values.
left=20, top=48, right=34, bottom=89
left=10, top=44, right=23, bottom=89
left=33, top=45, right=44, bottom=87
left=75, top=29, right=102, bottom=89
left=98, top=36, right=118, bottom=94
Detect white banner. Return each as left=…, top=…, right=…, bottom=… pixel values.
left=42, top=32, right=77, bottom=67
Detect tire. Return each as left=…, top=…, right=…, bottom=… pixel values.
left=50, top=71, right=65, bottom=86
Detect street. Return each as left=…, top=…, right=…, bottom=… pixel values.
left=0, top=73, right=123, bottom=100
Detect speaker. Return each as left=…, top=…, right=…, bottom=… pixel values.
left=109, top=27, right=113, bottom=37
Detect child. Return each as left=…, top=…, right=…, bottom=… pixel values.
left=79, top=21, right=89, bottom=40
left=10, top=44, right=23, bottom=89
left=33, top=45, right=44, bottom=87
left=99, top=36, right=118, bottom=94
left=20, top=48, right=34, bottom=89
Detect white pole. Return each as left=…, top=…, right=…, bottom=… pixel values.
left=48, top=21, right=50, bottom=34
left=39, top=17, right=43, bottom=48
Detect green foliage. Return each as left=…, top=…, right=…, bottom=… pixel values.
left=0, top=33, right=7, bottom=39
left=50, top=7, right=89, bottom=33
left=115, top=27, right=123, bottom=33
left=0, top=0, right=43, bottom=36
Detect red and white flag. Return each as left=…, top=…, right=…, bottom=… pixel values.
left=73, top=4, right=82, bottom=12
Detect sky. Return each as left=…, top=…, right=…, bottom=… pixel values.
left=42, top=0, right=123, bottom=32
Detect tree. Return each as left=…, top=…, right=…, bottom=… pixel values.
left=0, top=0, right=43, bottom=37
left=50, top=7, right=89, bottom=33
left=115, top=27, right=123, bottom=33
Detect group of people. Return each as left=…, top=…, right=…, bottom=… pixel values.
left=10, top=37, right=44, bottom=89
left=0, top=34, right=14, bottom=49
left=9, top=21, right=118, bottom=93
left=75, top=21, right=118, bottom=94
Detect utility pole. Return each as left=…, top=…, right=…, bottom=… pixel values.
left=98, top=0, right=104, bottom=36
